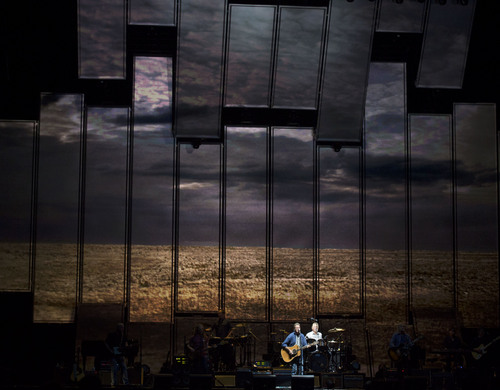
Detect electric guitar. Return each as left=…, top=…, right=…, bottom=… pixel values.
left=471, top=336, right=500, bottom=360
left=388, top=335, right=424, bottom=362
left=281, top=340, right=319, bottom=363
left=70, top=347, right=85, bottom=383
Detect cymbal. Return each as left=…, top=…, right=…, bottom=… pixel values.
left=235, top=323, right=246, bottom=327
left=328, top=327, right=345, bottom=333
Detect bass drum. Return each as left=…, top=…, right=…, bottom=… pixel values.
left=307, top=352, right=328, bottom=372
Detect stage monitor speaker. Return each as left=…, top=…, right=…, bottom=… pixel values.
left=215, top=374, right=235, bottom=387
left=291, top=374, right=314, bottom=390
left=153, top=374, right=173, bottom=389
left=274, top=368, right=292, bottom=387
left=189, top=374, right=214, bottom=390
left=343, top=373, right=365, bottom=389
left=253, top=373, right=276, bottom=389
left=236, top=368, right=253, bottom=390
left=322, top=373, right=343, bottom=389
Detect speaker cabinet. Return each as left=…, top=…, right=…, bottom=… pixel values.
left=189, top=374, right=214, bottom=390
left=253, top=373, right=276, bottom=389
left=153, top=374, right=173, bottom=389
left=291, top=374, right=314, bottom=390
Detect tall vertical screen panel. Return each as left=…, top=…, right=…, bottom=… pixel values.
left=272, top=128, right=314, bottom=320
left=416, top=0, right=476, bottom=88
left=225, top=5, right=275, bottom=107
left=455, top=103, right=498, bottom=327
left=177, top=144, right=221, bottom=312
left=409, top=114, right=454, bottom=310
left=78, top=0, right=126, bottom=79
left=0, top=121, right=36, bottom=291
left=318, top=147, right=361, bottom=315
left=273, top=6, right=325, bottom=109
left=35, top=93, right=84, bottom=322
left=364, top=63, right=407, bottom=324
left=225, top=127, right=267, bottom=320
left=82, top=107, right=129, bottom=305
left=317, top=0, right=376, bottom=142
left=130, top=57, right=174, bottom=323
left=176, top=0, right=225, bottom=137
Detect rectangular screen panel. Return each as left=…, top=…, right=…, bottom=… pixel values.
left=318, top=146, right=361, bottom=315
left=455, top=103, right=498, bottom=327
left=35, top=93, right=84, bottom=322
left=364, top=63, right=407, bottom=323
left=177, top=144, right=220, bottom=312
left=78, top=0, right=126, bottom=79
left=82, top=107, right=129, bottom=305
left=317, top=0, right=376, bottom=142
left=130, top=57, right=174, bottom=322
left=272, top=128, right=314, bottom=321
left=416, top=0, right=476, bottom=88
left=273, top=6, right=325, bottom=109
left=225, top=5, right=275, bottom=107
left=0, top=121, right=36, bottom=291
left=175, top=0, right=225, bottom=137
left=376, top=0, right=426, bottom=33
left=409, top=114, right=454, bottom=309
left=225, top=127, right=267, bottom=320
left=129, top=0, right=176, bottom=25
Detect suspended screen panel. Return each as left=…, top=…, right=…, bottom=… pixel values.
left=177, top=144, right=220, bottom=312
left=0, top=121, right=36, bottom=291
left=176, top=0, right=225, bottom=137
left=376, top=0, right=426, bottom=33
left=129, top=0, right=176, bottom=25
left=225, top=5, right=275, bottom=107
left=273, top=6, right=325, bottom=109
left=226, top=127, right=267, bottom=320
left=364, top=63, right=407, bottom=323
left=409, top=114, right=454, bottom=310
left=317, top=0, right=376, bottom=142
left=318, top=146, right=361, bottom=315
left=455, top=103, right=498, bottom=327
left=272, top=128, right=314, bottom=321
left=130, top=57, right=174, bottom=322
left=416, top=0, right=476, bottom=88
left=82, top=107, right=129, bottom=305
left=35, top=93, right=83, bottom=322
left=78, top=0, right=126, bottom=79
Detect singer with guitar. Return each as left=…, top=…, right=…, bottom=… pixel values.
left=281, top=323, right=313, bottom=375
left=389, top=324, right=415, bottom=371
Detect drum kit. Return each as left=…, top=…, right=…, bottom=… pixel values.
left=304, top=327, right=351, bottom=373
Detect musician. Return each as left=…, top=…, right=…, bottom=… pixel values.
left=187, top=324, right=210, bottom=374
left=389, top=324, right=414, bottom=370
left=282, top=323, right=311, bottom=375
left=305, top=322, right=323, bottom=353
left=212, top=309, right=235, bottom=371
left=105, top=323, right=129, bottom=386
left=443, top=327, right=464, bottom=370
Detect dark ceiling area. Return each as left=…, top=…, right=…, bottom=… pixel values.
left=0, top=0, right=499, bottom=124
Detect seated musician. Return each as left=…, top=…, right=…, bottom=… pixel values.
left=282, top=323, right=312, bottom=375
left=305, top=322, right=323, bottom=353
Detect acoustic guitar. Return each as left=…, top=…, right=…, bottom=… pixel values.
left=281, top=340, right=319, bottom=363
